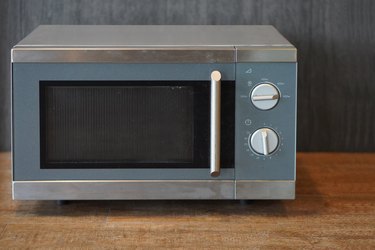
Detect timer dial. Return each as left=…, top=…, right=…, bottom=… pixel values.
left=251, top=83, right=280, bottom=110
left=249, top=128, right=279, bottom=155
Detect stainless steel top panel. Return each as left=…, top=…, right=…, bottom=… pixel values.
left=15, top=25, right=293, bottom=47
left=12, top=25, right=296, bottom=63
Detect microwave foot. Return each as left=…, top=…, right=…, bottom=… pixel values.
left=239, top=200, right=252, bottom=205
left=56, top=200, right=69, bottom=206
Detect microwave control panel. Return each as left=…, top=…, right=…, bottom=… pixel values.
left=235, top=63, right=297, bottom=180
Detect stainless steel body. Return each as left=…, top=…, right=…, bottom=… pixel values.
left=11, top=25, right=297, bottom=200
left=12, top=25, right=296, bottom=63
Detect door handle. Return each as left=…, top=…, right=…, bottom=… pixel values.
left=210, top=70, right=221, bottom=177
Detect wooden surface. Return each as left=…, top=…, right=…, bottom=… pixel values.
left=0, top=152, right=374, bottom=249
left=1, top=0, right=375, bottom=151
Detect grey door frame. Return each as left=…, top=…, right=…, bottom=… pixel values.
left=12, top=63, right=235, bottom=181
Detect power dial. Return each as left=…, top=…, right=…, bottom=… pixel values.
left=249, top=128, right=279, bottom=156
left=251, top=83, right=280, bottom=110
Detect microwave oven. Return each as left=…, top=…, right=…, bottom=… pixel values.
left=11, top=25, right=297, bottom=201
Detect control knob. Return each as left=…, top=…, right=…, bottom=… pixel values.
left=251, top=83, right=280, bottom=110
left=249, top=128, right=279, bottom=155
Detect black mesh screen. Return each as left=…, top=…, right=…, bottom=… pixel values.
left=40, top=81, right=234, bottom=169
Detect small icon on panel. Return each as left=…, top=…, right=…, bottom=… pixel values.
left=245, top=119, right=252, bottom=126
left=245, top=68, right=252, bottom=74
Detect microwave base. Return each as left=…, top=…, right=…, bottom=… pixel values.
left=12, top=180, right=295, bottom=200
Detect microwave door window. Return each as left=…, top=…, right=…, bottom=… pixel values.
left=41, top=82, right=204, bottom=168
left=40, top=81, right=234, bottom=169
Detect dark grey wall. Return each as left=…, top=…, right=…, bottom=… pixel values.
left=1, top=0, right=375, bottom=151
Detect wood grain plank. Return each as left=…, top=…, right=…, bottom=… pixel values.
left=0, top=222, right=373, bottom=249
left=0, top=209, right=108, bottom=226
left=296, top=153, right=375, bottom=196
left=0, top=224, right=7, bottom=239
left=0, top=152, right=374, bottom=248
left=0, top=153, right=11, bottom=201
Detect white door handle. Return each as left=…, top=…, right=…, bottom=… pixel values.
left=210, top=70, right=221, bottom=177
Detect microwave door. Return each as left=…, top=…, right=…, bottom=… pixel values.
left=13, top=63, right=235, bottom=182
